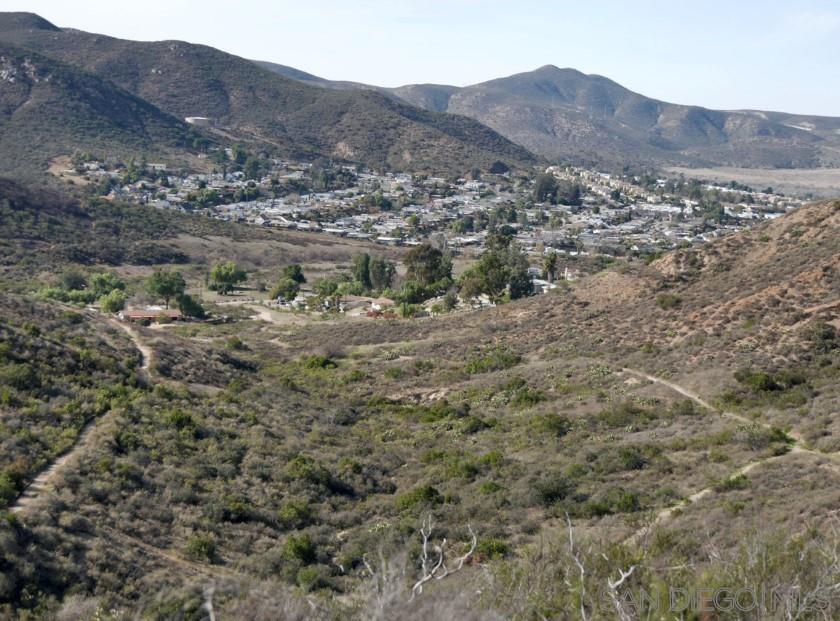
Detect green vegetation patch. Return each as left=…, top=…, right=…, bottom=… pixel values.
left=465, top=346, right=521, bottom=374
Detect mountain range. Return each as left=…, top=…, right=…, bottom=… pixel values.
left=2, top=11, right=840, bottom=177
left=259, top=62, right=840, bottom=169
left=0, top=12, right=534, bottom=175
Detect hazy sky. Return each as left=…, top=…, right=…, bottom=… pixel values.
left=7, top=0, right=839, bottom=115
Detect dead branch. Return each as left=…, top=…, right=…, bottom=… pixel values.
left=605, top=565, right=637, bottom=621
left=566, top=512, right=589, bottom=621
left=202, top=585, right=216, bottom=621
left=410, top=515, right=477, bottom=600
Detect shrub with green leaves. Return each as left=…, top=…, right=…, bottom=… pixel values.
left=304, top=355, right=337, bottom=370
left=395, top=485, right=442, bottom=511
left=714, top=473, right=750, bottom=492
left=282, top=534, right=316, bottom=565
left=596, top=401, right=657, bottom=428
left=278, top=499, right=313, bottom=530
left=656, top=293, right=682, bottom=310
left=737, top=423, right=792, bottom=452
left=99, top=289, right=126, bottom=313
left=167, top=409, right=196, bottom=432
left=465, top=346, right=521, bottom=374
left=477, top=538, right=509, bottom=559
left=584, top=487, right=644, bottom=516
left=286, top=455, right=332, bottom=487
left=296, top=565, right=329, bottom=591
left=185, top=534, right=216, bottom=562
left=532, top=475, right=574, bottom=507
left=595, top=445, right=649, bottom=474
left=531, top=414, right=572, bottom=437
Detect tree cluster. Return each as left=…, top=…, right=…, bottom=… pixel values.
left=459, top=234, right=532, bottom=302
left=533, top=173, right=583, bottom=206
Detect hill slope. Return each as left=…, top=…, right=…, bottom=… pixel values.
left=262, top=61, right=840, bottom=169
left=0, top=42, right=196, bottom=176
left=0, top=172, right=837, bottom=617
left=0, top=13, right=535, bottom=173
left=436, top=66, right=840, bottom=168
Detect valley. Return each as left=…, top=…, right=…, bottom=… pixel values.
left=0, top=7, right=837, bottom=620
left=0, top=168, right=837, bottom=617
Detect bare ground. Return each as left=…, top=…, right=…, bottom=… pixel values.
left=667, top=166, right=840, bottom=198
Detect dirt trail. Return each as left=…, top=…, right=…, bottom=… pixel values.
left=622, top=367, right=757, bottom=428
left=108, top=318, right=153, bottom=373
left=622, top=368, right=840, bottom=543
left=11, top=320, right=151, bottom=515
left=11, top=419, right=109, bottom=514
left=100, top=526, right=244, bottom=582
left=9, top=319, right=253, bottom=583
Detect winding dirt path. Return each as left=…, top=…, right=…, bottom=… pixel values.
left=9, top=319, right=253, bottom=583
left=11, top=419, right=109, bottom=514
left=10, top=319, right=151, bottom=515
left=108, top=318, right=153, bottom=374
left=622, top=368, right=753, bottom=426
left=100, top=526, right=244, bottom=582
left=622, top=367, right=839, bottom=544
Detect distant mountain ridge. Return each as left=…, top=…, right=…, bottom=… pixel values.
left=0, top=12, right=535, bottom=175
left=260, top=62, right=840, bottom=169
left=4, top=10, right=838, bottom=174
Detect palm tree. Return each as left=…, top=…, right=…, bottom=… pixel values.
left=543, top=251, right=559, bottom=283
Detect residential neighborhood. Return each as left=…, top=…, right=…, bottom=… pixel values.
left=59, top=154, right=804, bottom=271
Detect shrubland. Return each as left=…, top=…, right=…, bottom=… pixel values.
left=0, top=185, right=837, bottom=618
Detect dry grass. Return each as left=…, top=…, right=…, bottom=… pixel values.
left=667, top=166, right=840, bottom=198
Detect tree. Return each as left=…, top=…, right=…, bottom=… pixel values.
left=231, top=144, right=248, bottom=165
left=99, top=290, right=126, bottom=314
left=361, top=191, right=393, bottom=211
left=314, top=278, right=339, bottom=298
left=176, top=293, right=205, bottom=319
left=283, top=264, right=306, bottom=284
left=406, top=214, right=420, bottom=233
left=458, top=270, right=484, bottom=302
left=397, top=281, right=428, bottom=305
left=534, top=173, right=558, bottom=203
left=243, top=156, right=262, bottom=181
left=60, top=270, right=87, bottom=291
left=90, top=272, right=125, bottom=298
left=147, top=270, right=186, bottom=308
left=507, top=249, right=532, bottom=300
left=459, top=236, right=533, bottom=302
left=404, top=244, right=452, bottom=287
left=369, top=256, right=396, bottom=291
left=451, top=215, right=474, bottom=234
left=352, top=253, right=372, bottom=289
left=474, top=251, right=509, bottom=300
left=557, top=181, right=583, bottom=206
left=543, top=251, right=559, bottom=283
left=270, top=278, right=300, bottom=301
left=489, top=161, right=510, bottom=174
left=207, top=261, right=246, bottom=295
left=443, top=290, right=458, bottom=311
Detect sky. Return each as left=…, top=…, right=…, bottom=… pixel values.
left=5, top=0, right=840, bottom=115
